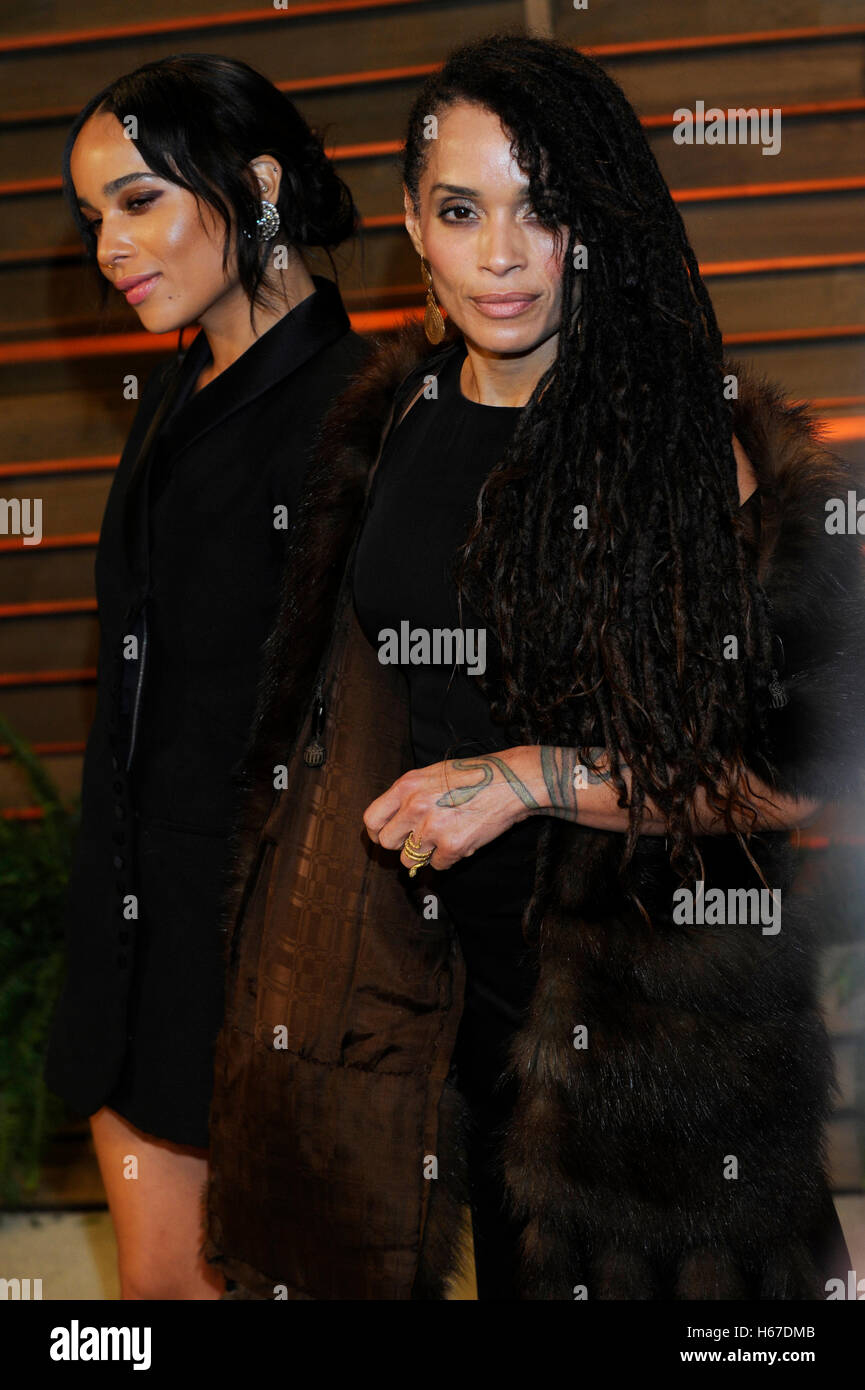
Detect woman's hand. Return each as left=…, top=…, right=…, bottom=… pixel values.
left=363, top=748, right=539, bottom=873
left=363, top=742, right=824, bottom=873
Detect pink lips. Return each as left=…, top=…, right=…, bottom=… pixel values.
left=471, top=293, right=539, bottom=319
left=115, top=273, right=162, bottom=305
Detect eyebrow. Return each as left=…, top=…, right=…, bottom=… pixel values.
left=429, top=181, right=532, bottom=198
left=77, top=171, right=161, bottom=209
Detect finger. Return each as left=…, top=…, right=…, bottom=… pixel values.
left=363, top=784, right=406, bottom=843
left=379, top=812, right=417, bottom=853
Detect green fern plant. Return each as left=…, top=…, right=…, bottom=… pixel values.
left=0, top=714, right=78, bottom=1205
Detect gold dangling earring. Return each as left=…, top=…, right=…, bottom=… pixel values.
left=420, top=256, right=445, bottom=345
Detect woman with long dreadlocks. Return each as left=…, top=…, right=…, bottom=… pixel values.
left=204, top=35, right=865, bottom=1300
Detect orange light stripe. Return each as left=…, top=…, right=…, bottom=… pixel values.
left=586, top=25, right=865, bottom=56
left=329, top=139, right=402, bottom=160
left=674, top=175, right=865, bottom=203
left=701, top=252, right=865, bottom=274
left=279, top=61, right=437, bottom=92
left=817, top=416, right=865, bottom=442
left=0, top=532, right=98, bottom=552
left=725, top=324, right=865, bottom=344
left=642, top=97, right=865, bottom=128
left=0, top=331, right=178, bottom=362
left=0, top=456, right=117, bottom=478
left=0, top=668, right=96, bottom=687
left=0, top=739, right=85, bottom=756
left=797, top=835, right=865, bottom=849
left=359, top=213, right=403, bottom=229
left=0, top=310, right=425, bottom=364
left=0, top=599, right=97, bottom=618
left=0, top=176, right=58, bottom=195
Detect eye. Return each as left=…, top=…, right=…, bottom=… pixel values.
left=84, top=192, right=158, bottom=233
left=126, top=194, right=157, bottom=213
left=437, top=200, right=544, bottom=224
left=438, top=202, right=477, bottom=222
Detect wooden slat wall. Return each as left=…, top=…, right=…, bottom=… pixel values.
left=0, top=0, right=862, bottom=1199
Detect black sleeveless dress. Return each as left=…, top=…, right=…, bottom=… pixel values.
left=352, top=339, right=774, bottom=1297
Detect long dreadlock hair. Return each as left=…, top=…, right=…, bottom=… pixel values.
left=401, top=33, right=778, bottom=886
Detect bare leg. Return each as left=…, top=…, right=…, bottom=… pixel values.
left=90, top=1106, right=225, bottom=1300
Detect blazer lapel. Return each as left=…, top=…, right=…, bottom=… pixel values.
left=118, top=273, right=352, bottom=595
left=161, top=274, right=351, bottom=460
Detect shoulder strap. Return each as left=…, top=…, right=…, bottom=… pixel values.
left=368, top=339, right=462, bottom=497
left=394, top=339, right=462, bottom=423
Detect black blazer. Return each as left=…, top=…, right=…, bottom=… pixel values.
left=45, top=275, right=371, bottom=1120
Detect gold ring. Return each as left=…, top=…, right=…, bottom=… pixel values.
left=402, top=830, right=434, bottom=877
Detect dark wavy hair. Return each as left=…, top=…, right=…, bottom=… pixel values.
left=402, top=33, right=778, bottom=890
left=62, top=52, right=359, bottom=326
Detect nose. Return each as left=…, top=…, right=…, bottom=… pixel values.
left=477, top=211, right=528, bottom=274
left=96, top=214, right=132, bottom=276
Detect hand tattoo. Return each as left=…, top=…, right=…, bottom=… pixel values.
left=436, top=756, right=540, bottom=809
left=434, top=747, right=613, bottom=823
left=540, top=746, right=613, bottom=823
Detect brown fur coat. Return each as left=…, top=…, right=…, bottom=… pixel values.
left=204, top=319, right=865, bottom=1299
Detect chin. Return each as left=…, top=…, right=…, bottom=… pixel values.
left=134, top=309, right=185, bottom=337
left=465, top=324, right=549, bottom=357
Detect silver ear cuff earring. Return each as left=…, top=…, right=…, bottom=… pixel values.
left=243, top=200, right=280, bottom=241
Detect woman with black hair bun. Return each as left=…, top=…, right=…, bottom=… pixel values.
left=43, top=53, right=370, bottom=1298
left=205, top=34, right=865, bottom=1300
